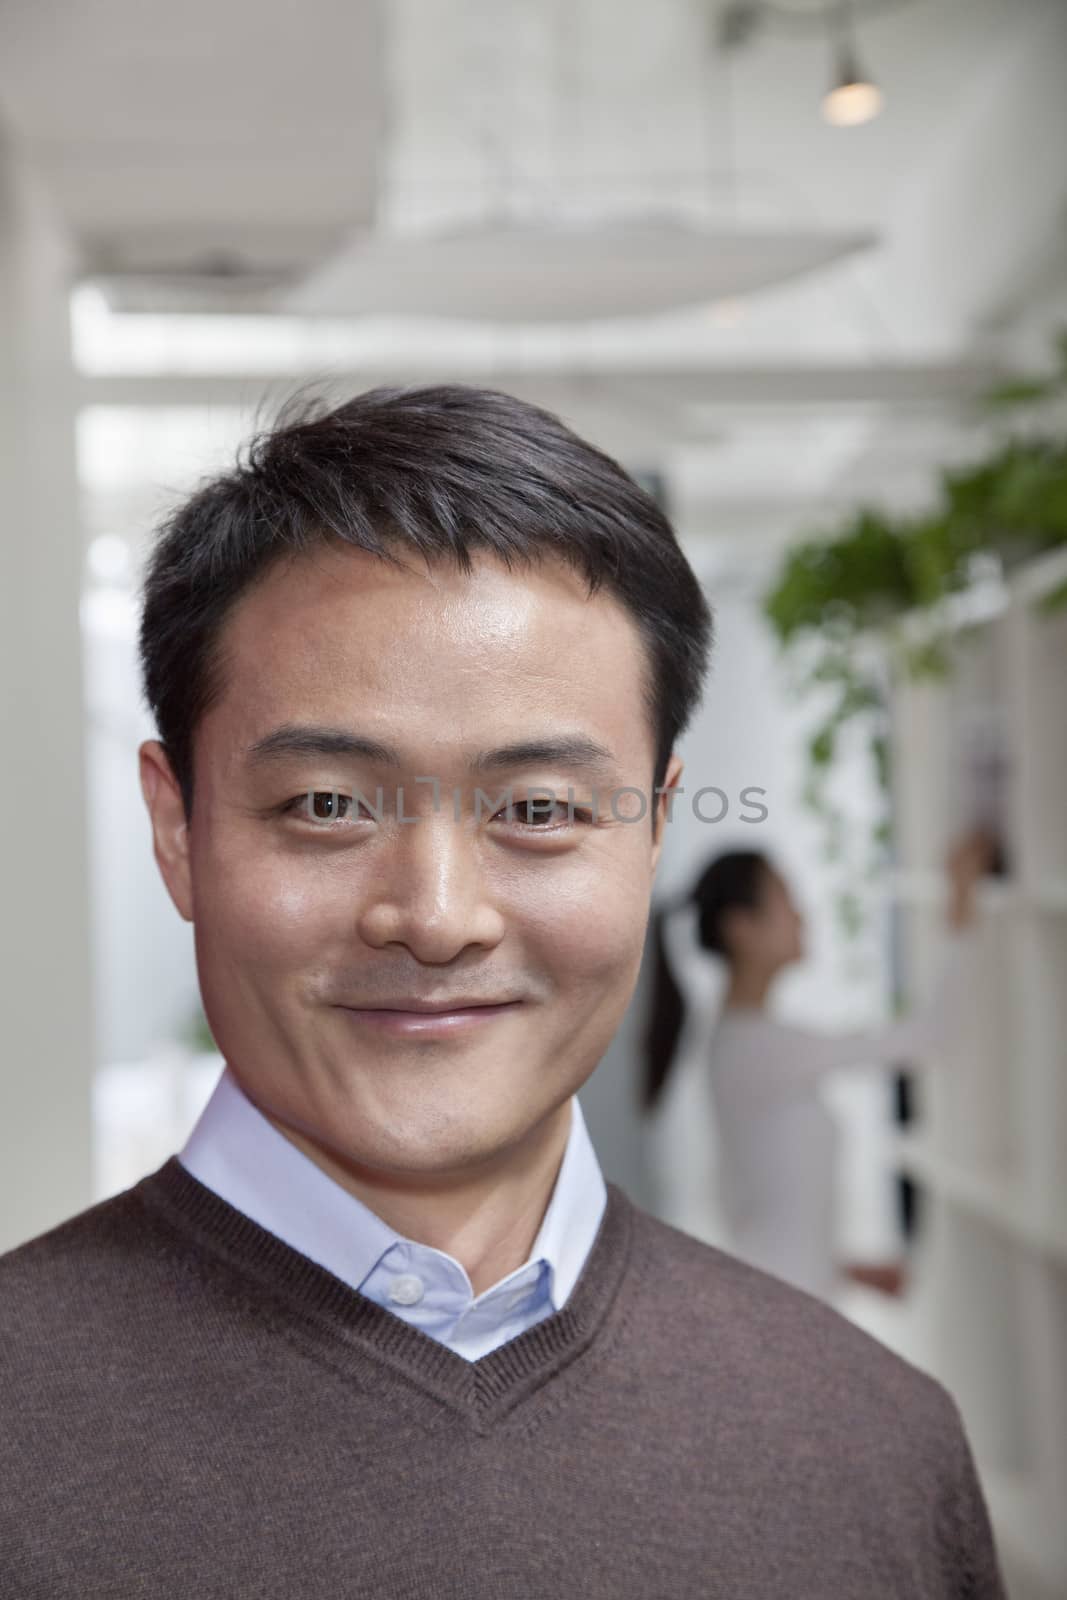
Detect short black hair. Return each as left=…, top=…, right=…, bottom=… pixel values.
left=138, top=383, right=714, bottom=823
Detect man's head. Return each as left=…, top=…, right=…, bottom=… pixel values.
left=138, top=385, right=713, bottom=1185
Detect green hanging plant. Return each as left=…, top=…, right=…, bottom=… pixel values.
left=761, top=328, right=1067, bottom=939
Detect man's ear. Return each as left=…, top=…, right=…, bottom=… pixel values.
left=651, top=752, right=685, bottom=869
left=139, top=740, right=194, bottom=923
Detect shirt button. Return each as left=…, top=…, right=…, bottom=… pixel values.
left=387, top=1273, right=425, bottom=1306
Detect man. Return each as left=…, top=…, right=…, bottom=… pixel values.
left=1, top=385, right=1006, bottom=1596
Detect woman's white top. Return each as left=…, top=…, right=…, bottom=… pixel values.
left=706, top=923, right=980, bottom=1302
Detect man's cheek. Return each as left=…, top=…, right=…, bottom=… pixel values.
left=210, top=870, right=325, bottom=966
left=549, top=909, right=636, bottom=988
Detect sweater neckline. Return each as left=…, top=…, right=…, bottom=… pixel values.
left=134, top=1155, right=635, bottom=1425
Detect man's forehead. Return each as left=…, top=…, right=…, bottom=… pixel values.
left=208, top=542, right=655, bottom=766
left=220, top=545, right=644, bottom=684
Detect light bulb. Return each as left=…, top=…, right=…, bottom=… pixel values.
left=822, top=78, right=884, bottom=126
left=822, top=32, right=883, bottom=127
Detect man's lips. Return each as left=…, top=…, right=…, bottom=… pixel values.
left=336, top=1001, right=524, bottom=1036
left=345, top=997, right=523, bottom=1013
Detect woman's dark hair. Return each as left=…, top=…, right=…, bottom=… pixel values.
left=138, top=383, right=714, bottom=823
left=640, top=850, right=771, bottom=1115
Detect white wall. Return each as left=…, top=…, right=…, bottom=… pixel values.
left=82, top=587, right=200, bottom=1064
left=0, top=125, right=94, bottom=1250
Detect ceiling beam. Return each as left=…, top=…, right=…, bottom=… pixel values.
left=77, top=362, right=1000, bottom=412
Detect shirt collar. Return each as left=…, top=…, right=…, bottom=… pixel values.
left=178, top=1063, right=607, bottom=1310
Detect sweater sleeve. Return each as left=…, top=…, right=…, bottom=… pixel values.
left=715, top=922, right=981, bottom=1098
left=936, top=1389, right=1010, bottom=1599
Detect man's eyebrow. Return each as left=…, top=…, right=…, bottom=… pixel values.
left=242, top=725, right=621, bottom=778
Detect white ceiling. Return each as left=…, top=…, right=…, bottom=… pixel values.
left=3, top=0, right=1066, bottom=547
left=0, top=0, right=384, bottom=277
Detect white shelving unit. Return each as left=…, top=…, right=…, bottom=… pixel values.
left=884, top=546, right=1067, bottom=1600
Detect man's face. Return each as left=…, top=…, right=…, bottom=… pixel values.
left=141, top=542, right=682, bottom=1184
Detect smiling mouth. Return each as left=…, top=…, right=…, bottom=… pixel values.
left=337, top=1001, right=522, bottom=1035
left=356, top=999, right=521, bottom=1014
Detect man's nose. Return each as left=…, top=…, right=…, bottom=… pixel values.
left=356, top=810, right=505, bottom=962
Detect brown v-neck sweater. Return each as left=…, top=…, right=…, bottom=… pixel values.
left=1, top=1156, right=1007, bottom=1598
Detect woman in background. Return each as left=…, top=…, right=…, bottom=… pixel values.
left=641, top=825, right=996, bottom=1304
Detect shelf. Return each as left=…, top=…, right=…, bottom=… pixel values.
left=881, top=869, right=1067, bottom=915
left=883, top=546, right=1067, bottom=1600
left=880, top=870, right=1023, bottom=912
left=1011, top=582, right=1067, bottom=883
left=889, top=611, right=1020, bottom=878
left=1015, top=916, right=1067, bottom=1242
left=900, top=902, right=1026, bottom=1175
left=913, top=1198, right=1067, bottom=1585
left=892, top=1135, right=1067, bottom=1267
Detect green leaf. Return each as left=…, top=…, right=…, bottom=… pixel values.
left=869, top=733, right=891, bottom=793
left=979, top=378, right=1058, bottom=409
left=1035, top=576, right=1067, bottom=616
left=809, top=725, right=836, bottom=767
left=835, top=891, right=864, bottom=941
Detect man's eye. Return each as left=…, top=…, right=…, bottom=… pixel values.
left=497, top=799, right=593, bottom=828
left=278, top=792, right=593, bottom=831
left=283, top=790, right=361, bottom=825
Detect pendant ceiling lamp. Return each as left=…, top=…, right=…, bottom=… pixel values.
left=718, top=0, right=888, bottom=128
left=287, top=215, right=876, bottom=323
left=821, top=2, right=884, bottom=125
left=286, top=0, right=879, bottom=324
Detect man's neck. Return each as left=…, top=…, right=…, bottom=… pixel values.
left=252, top=1096, right=574, bottom=1298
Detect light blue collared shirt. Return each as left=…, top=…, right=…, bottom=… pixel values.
left=178, top=1065, right=608, bottom=1362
